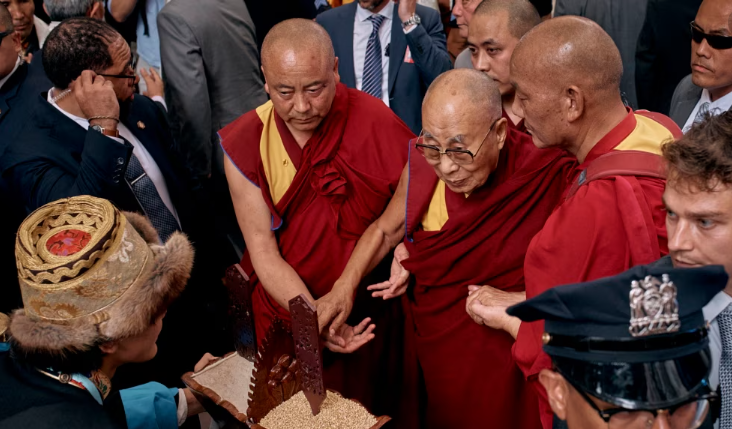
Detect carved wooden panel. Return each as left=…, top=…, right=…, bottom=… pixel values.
left=289, top=294, right=326, bottom=416
left=223, top=264, right=256, bottom=360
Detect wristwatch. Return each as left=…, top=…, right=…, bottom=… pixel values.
left=90, top=124, right=120, bottom=138
left=402, top=13, right=421, bottom=30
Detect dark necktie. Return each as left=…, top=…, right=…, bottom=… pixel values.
left=719, top=304, right=732, bottom=428
left=362, top=14, right=386, bottom=99
left=125, top=153, right=180, bottom=242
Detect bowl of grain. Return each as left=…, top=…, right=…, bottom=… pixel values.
left=252, top=390, right=391, bottom=429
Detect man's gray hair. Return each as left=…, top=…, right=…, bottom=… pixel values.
left=44, top=0, right=101, bottom=21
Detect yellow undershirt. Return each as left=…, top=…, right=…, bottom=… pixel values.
left=257, top=101, right=296, bottom=205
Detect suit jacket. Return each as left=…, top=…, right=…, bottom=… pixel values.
left=555, top=0, right=648, bottom=109
left=635, top=0, right=702, bottom=115
left=157, top=0, right=267, bottom=182
left=0, top=93, right=232, bottom=387
left=669, top=74, right=706, bottom=128
left=317, top=3, right=452, bottom=134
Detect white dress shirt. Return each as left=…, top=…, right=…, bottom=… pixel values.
left=0, top=57, right=22, bottom=91
left=354, top=4, right=394, bottom=106
left=703, top=290, right=732, bottom=429
left=47, top=89, right=180, bottom=227
left=683, top=88, right=732, bottom=133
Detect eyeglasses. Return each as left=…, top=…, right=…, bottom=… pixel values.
left=415, top=118, right=499, bottom=166
left=99, top=60, right=136, bottom=80
left=690, top=22, right=732, bottom=50
left=566, top=376, right=713, bottom=429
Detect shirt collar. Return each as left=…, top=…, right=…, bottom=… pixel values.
left=703, top=290, right=732, bottom=322
left=0, top=57, right=23, bottom=91
left=356, top=2, right=393, bottom=23
left=700, top=88, right=732, bottom=111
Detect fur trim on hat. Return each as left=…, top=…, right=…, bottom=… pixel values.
left=10, top=214, right=194, bottom=352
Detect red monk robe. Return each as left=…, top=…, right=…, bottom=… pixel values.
left=219, top=83, right=415, bottom=416
left=399, top=128, right=575, bottom=429
left=513, top=110, right=682, bottom=429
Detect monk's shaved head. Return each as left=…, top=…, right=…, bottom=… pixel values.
left=424, top=69, right=502, bottom=120
left=261, top=18, right=335, bottom=70
left=474, top=0, right=540, bottom=39
left=513, top=16, right=622, bottom=95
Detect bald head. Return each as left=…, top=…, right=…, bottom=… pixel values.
left=261, top=18, right=335, bottom=71
left=0, top=3, right=12, bottom=32
left=474, top=0, right=540, bottom=39
left=513, top=16, right=622, bottom=95
left=424, top=69, right=502, bottom=120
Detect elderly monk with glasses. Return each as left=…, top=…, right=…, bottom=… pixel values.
left=329, top=68, right=575, bottom=429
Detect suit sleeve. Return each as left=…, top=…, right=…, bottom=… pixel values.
left=553, top=0, right=585, bottom=17
left=404, top=9, right=452, bottom=88
left=635, top=0, right=658, bottom=111
left=7, top=131, right=133, bottom=211
left=157, top=9, right=212, bottom=181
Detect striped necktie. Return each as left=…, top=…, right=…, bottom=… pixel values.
left=362, top=14, right=386, bottom=99
left=718, top=304, right=732, bottom=428
left=125, top=154, right=180, bottom=242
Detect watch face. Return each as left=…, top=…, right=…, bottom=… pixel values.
left=91, top=125, right=103, bottom=132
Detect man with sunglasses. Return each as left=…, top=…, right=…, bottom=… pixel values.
left=328, top=68, right=573, bottom=428
left=0, top=18, right=232, bottom=389
left=670, top=0, right=732, bottom=132
left=508, top=263, right=725, bottom=429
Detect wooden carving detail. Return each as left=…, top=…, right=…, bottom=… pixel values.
left=289, top=294, right=326, bottom=416
left=247, top=318, right=300, bottom=423
left=223, top=264, right=256, bottom=360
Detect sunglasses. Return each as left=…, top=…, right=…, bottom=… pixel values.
left=690, top=22, right=732, bottom=50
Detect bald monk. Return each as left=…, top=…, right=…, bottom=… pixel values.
left=466, top=0, right=540, bottom=133
left=467, top=17, right=682, bottom=429
left=220, top=19, right=415, bottom=416
left=330, top=69, right=574, bottom=428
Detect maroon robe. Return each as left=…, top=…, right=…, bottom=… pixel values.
left=400, top=129, right=575, bottom=428
left=219, top=84, right=415, bottom=418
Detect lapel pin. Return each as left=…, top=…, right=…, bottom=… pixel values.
left=137, top=121, right=146, bottom=130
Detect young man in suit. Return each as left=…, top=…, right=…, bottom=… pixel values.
left=0, top=17, right=231, bottom=388
left=316, top=0, right=451, bottom=134
left=669, top=0, right=732, bottom=132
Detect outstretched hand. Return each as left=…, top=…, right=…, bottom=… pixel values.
left=323, top=317, right=376, bottom=354
left=367, top=242, right=411, bottom=300
left=466, top=285, right=525, bottom=339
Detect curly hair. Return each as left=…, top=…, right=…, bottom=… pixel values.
left=662, top=110, right=732, bottom=191
left=42, top=17, right=120, bottom=89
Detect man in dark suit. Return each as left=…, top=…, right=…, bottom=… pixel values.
left=158, top=0, right=267, bottom=259
left=635, top=0, right=702, bottom=115
left=0, top=17, right=230, bottom=388
left=317, top=0, right=451, bottom=134
left=668, top=0, right=732, bottom=132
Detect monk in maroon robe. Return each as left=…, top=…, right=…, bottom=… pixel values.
left=466, top=0, right=540, bottom=134
left=467, top=17, right=681, bottom=429
left=220, top=19, right=415, bottom=418
left=330, top=69, right=575, bottom=428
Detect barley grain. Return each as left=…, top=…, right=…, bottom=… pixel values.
left=259, top=391, right=378, bottom=429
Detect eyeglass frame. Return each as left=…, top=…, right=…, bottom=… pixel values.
left=415, top=117, right=501, bottom=166
left=99, top=59, right=137, bottom=81
left=690, top=21, right=732, bottom=50
left=558, top=368, right=716, bottom=427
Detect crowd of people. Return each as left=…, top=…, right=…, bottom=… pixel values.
left=1, top=0, right=732, bottom=428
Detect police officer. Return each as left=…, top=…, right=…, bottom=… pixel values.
left=508, top=264, right=726, bottom=429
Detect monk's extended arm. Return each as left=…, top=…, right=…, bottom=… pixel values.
left=334, top=166, right=410, bottom=294
left=225, top=156, right=315, bottom=310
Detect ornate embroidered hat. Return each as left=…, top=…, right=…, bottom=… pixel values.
left=10, top=196, right=194, bottom=354
left=508, top=263, right=727, bottom=410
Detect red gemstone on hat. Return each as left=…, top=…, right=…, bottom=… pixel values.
left=45, top=229, right=92, bottom=256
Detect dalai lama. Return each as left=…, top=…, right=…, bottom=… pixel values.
left=219, top=18, right=415, bottom=421
left=329, top=69, right=575, bottom=429
left=469, top=17, right=682, bottom=429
